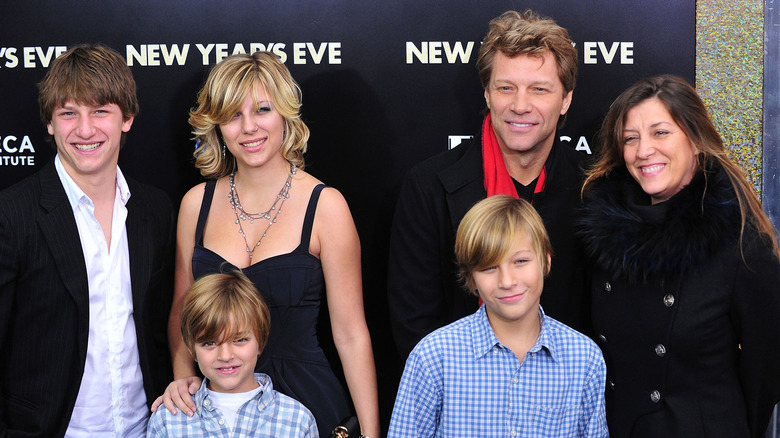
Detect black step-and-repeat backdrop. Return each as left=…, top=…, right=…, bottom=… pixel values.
left=0, top=0, right=694, bottom=426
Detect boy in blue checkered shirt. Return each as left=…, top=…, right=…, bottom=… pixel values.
left=147, top=270, right=317, bottom=437
left=388, top=196, right=608, bottom=437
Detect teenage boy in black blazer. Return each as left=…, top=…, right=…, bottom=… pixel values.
left=0, top=44, right=174, bottom=437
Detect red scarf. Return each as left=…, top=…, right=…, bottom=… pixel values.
left=481, top=113, right=546, bottom=197
left=479, top=114, right=546, bottom=306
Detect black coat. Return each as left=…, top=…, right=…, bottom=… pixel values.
left=388, top=136, right=592, bottom=359
left=579, top=165, right=780, bottom=437
left=0, top=161, right=175, bottom=437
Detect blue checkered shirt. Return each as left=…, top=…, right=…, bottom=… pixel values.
left=146, top=373, right=318, bottom=437
left=388, top=305, right=608, bottom=437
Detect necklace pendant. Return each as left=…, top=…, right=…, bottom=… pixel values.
left=229, top=164, right=295, bottom=259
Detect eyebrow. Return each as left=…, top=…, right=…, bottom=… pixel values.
left=623, top=120, right=674, bottom=132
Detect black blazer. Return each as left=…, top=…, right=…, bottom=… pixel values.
left=387, top=136, right=592, bottom=359
left=0, top=161, right=174, bottom=437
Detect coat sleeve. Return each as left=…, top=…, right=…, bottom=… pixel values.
left=731, top=229, right=780, bottom=437
left=387, top=170, right=451, bottom=360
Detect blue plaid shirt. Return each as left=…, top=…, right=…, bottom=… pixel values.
left=147, top=373, right=318, bottom=437
left=388, top=306, right=608, bottom=437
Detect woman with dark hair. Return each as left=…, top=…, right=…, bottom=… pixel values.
left=580, top=74, right=780, bottom=437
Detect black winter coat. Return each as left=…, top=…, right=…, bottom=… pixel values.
left=579, top=165, right=780, bottom=437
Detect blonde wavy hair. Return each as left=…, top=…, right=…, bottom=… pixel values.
left=189, top=51, right=309, bottom=178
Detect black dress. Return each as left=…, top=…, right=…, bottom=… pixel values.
left=192, top=181, right=351, bottom=437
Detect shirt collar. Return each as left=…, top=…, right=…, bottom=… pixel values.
left=54, top=154, right=131, bottom=211
left=471, top=305, right=558, bottom=362
left=196, top=373, right=275, bottom=413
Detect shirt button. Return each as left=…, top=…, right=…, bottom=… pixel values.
left=663, top=294, right=675, bottom=307
left=650, top=390, right=661, bottom=403
left=204, top=399, right=211, bottom=406
left=511, top=377, right=519, bottom=384
left=604, top=281, right=612, bottom=292
left=655, top=344, right=667, bottom=357
left=510, top=430, right=517, bottom=436
left=218, top=418, right=225, bottom=425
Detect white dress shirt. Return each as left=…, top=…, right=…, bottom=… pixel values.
left=56, top=156, right=148, bottom=438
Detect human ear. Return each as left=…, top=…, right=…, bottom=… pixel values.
left=545, top=252, right=552, bottom=276
left=560, top=90, right=573, bottom=115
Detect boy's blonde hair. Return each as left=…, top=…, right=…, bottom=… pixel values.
left=455, top=195, right=552, bottom=294
left=181, top=270, right=271, bottom=354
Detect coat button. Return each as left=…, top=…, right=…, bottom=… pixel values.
left=663, top=294, right=675, bottom=307
left=655, top=344, right=666, bottom=357
left=609, top=380, right=615, bottom=390
left=604, top=281, right=612, bottom=292
left=598, top=334, right=607, bottom=343
left=650, top=390, right=661, bottom=403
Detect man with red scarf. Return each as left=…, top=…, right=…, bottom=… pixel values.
left=388, top=9, right=591, bottom=360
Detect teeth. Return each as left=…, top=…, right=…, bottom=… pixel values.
left=75, top=143, right=100, bottom=151
left=509, top=122, right=532, bottom=127
left=641, top=164, right=664, bottom=174
left=243, top=139, right=265, bottom=148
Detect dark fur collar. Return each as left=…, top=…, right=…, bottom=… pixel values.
left=579, top=164, right=740, bottom=282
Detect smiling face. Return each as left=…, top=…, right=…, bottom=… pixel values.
left=472, top=232, right=549, bottom=328
left=47, top=100, right=133, bottom=184
left=484, top=52, right=572, bottom=159
left=622, top=98, right=698, bottom=204
left=193, top=326, right=260, bottom=394
left=218, top=81, right=287, bottom=171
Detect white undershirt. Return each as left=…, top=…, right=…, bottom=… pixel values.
left=207, top=384, right=263, bottom=432
left=56, top=156, right=148, bottom=438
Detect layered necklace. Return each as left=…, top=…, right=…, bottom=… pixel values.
left=228, top=163, right=297, bottom=260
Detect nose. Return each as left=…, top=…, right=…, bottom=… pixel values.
left=510, top=90, right=531, bottom=114
left=497, top=266, right=516, bottom=289
left=242, top=116, right=259, bottom=134
left=76, top=116, right=96, bottom=138
left=636, top=137, right=655, bottom=159
left=217, top=343, right=234, bottom=361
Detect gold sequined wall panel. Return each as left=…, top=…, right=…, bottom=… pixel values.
left=697, top=0, right=764, bottom=194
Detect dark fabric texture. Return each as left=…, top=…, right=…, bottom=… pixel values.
left=0, top=160, right=175, bottom=438
left=192, top=181, right=351, bottom=438
left=579, top=164, right=780, bottom=438
left=387, top=136, right=592, bottom=360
